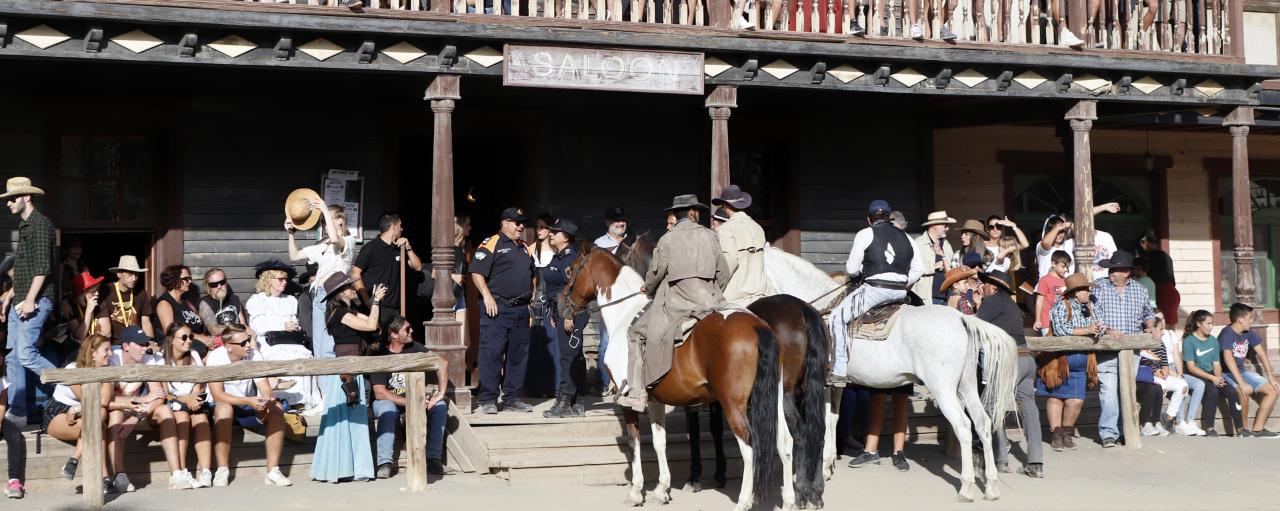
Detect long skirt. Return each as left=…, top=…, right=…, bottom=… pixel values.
left=309, top=376, right=374, bottom=482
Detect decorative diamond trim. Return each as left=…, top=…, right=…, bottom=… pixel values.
left=463, top=46, right=503, bottom=68
left=298, top=38, right=343, bottom=62
left=704, top=56, right=732, bottom=77
left=15, top=24, right=69, bottom=50
left=954, top=68, right=987, bottom=88
left=1195, top=79, right=1224, bottom=97
left=1132, top=76, right=1162, bottom=95
left=891, top=67, right=926, bottom=87
left=381, top=41, right=425, bottom=64
left=761, top=59, right=798, bottom=80
left=110, top=29, right=162, bottom=54
left=1013, top=71, right=1046, bottom=90
left=208, top=35, right=256, bottom=58
left=826, top=64, right=863, bottom=84
left=1073, top=74, right=1110, bottom=91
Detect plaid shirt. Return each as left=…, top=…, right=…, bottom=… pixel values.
left=14, top=209, right=55, bottom=302
left=1091, top=277, right=1154, bottom=334
left=1050, top=299, right=1097, bottom=337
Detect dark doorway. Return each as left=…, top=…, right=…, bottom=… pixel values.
left=62, top=231, right=154, bottom=294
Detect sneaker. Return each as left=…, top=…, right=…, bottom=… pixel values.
left=940, top=24, right=958, bottom=41
left=848, top=20, right=866, bottom=36
left=1101, top=438, right=1117, bottom=448
left=112, top=473, right=134, bottom=493
left=187, top=470, right=207, bottom=489
left=502, top=400, right=534, bottom=413
left=1240, top=429, right=1254, bottom=438
left=61, top=457, right=79, bottom=480
left=848, top=451, right=880, bottom=468
left=1251, top=429, right=1280, bottom=439
left=103, top=477, right=116, bottom=495
left=477, top=402, right=498, bottom=415
left=1174, top=422, right=1199, bottom=436
left=376, top=463, right=395, bottom=479
left=2, top=414, right=26, bottom=428
left=732, top=17, right=756, bottom=30
left=264, top=467, right=292, bottom=487
left=1060, top=29, right=1084, bottom=48
left=1204, top=429, right=1219, bottom=438
left=1022, top=463, right=1044, bottom=478
left=909, top=23, right=924, bottom=40
left=212, top=467, right=231, bottom=487
left=1153, top=422, right=1170, bottom=436
left=428, top=459, right=456, bottom=476
left=1140, top=423, right=1157, bottom=436
left=195, top=469, right=213, bottom=488
left=169, top=470, right=194, bottom=490
left=5, top=480, right=22, bottom=499
left=891, top=451, right=909, bottom=472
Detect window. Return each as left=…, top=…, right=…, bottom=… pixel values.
left=57, top=135, right=157, bottom=224
left=1011, top=173, right=1151, bottom=250
left=1217, top=176, right=1279, bottom=308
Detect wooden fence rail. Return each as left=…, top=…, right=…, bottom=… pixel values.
left=41, top=353, right=441, bottom=510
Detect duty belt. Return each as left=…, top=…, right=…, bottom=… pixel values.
left=496, top=295, right=532, bottom=307
left=863, top=279, right=911, bottom=291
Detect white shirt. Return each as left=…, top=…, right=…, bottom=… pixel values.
left=845, top=225, right=926, bottom=284
left=53, top=363, right=81, bottom=406
left=1091, top=230, right=1118, bottom=278
left=594, top=234, right=622, bottom=253
left=301, top=235, right=357, bottom=291
left=985, top=245, right=1009, bottom=273
left=109, top=347, right=165, bottom=397
left=533, top=243, right=555, bottom=268
left=246, top=293, right=299, bottom=334
left=167, top=351, right=205, bottom=397
left=204, top=346, right=262, bottom=398
left=1036, top=239, right=1076, bottom=278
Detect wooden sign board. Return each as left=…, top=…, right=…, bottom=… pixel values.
left=504, top=45, right=704, bottom=95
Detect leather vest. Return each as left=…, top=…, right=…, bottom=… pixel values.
left=862, top=221, right=913, bottom=277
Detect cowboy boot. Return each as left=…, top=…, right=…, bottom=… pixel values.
left=1063, top=426, right=1078, bottom=449
left=1050, top=427, right=1065, bottom=451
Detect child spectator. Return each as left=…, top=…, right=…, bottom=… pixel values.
left=1181, top=310, right=1243, bottom=437
left=1137, top=316, right=1187, bottom=436
left=1033, top=250, right=1071, bottom=334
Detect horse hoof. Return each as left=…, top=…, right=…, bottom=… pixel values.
left=957, top=483, right=978, bottom=503
left=984, top=485, right=1001, bottom=501
left=625, top=490, right=645, bottom=507
left=810, top=497, right=825, bottom=510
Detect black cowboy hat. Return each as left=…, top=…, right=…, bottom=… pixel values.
left=664, top=194, right=709, bottom=212
left=978, top=270, right=1014, bottom=294
left=604, top=206, right=628, bottom=223
left=1098, top=250, right=1136, bottom=269
left=711, top=185, right=753, bottom=210
left=254, top=259, right=298, bottom=279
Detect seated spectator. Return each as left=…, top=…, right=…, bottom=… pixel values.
left=45, top=335, right=112, bottom=489
left=1164, top=323, right=1206, bottom=436
left=0, top=353, right=25, bottom=499
left=60, top=271, right=105, bottom=344
left=107, top=326, right=191, bottom=491
left=371, top=315, right=455, bottom=479
left=1181, top=310, right=1243, bottom=437
left=1136, top=315, right=1187, bottom=436
left=99, top=255, right=153, bottom=342
left=1038, top=273, right=1098, bottom=451
left=941, top=266, right=979, bottom=315
left=1033, top=250, right=1071, bottom=335
left=1146, top=315, right=1190, bottom=435
left=163, top=323, right=212, bottom=488
left=1218, top=303, right=1280, bottom=438
left=207, top=323, right=292, bottom=487
left=154, top=265, right=212, bottom=356
left=197, top=268, right=245, bottom=338
left=848, top=384, right=912, bottom=472
left=246, top=260, right=317, bottom=410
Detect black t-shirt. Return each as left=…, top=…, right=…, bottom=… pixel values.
left=469, top=233, right=534, bottom=300
left=353, top=238, right=403, bottom=309
left=368, top=343, right=437, bottom=393
left=975, top=291, right=1026, bottom=346
left=326, top=305, right=366, bottom=346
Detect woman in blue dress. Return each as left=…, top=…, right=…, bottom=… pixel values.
left=1036, top=273, right=1099, bottom=452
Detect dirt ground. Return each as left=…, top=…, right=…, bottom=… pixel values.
left=22, top=433, right=1279, bottom=511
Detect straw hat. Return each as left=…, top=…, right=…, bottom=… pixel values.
left=959, top=219, right=989, bottom=240
left=920, top=211, right=957, bottom=227
left=108, top=255, right=148, bottom=274
left=0, top=177, right=45, bottom=199
left=1061, top=273, right=1094, bottom=297
left=285, top=188, right=324, bottom=231
left=939, top=266, right=978, bottom=292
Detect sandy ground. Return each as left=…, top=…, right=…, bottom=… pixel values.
left=20, top=433, right=1279, bottom=511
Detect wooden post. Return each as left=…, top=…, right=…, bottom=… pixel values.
left=1229, top=0, right=1243, bottom=56
left=708, top=0, right=733, bottom=27
left=82, top=382, right=104, bottom=510
left=706, top=85, right=738, bottom=199
left=406, top=371, right=429, bottom=491
left=424, top=75, right=470, bottom=414
left=1066, top=100, right=1097, bottom=280
left=400, top=244, right=407, bottom=317
left=1068, top=0, right=1086, bottom=44
left=1225, top=107, right=1257, bottom=309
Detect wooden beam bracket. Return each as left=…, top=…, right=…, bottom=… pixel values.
left=357, top=39, right=376, bottom=64
left=741, top=58, right=759, bottom=81
left=996, top=70, right=1013, bottom=91
left=873, top=64, right=891, bottom=86
left=179, top=31, right=198, bottom=57
left=438, top=43, right=458, bottom=68
left=1170, top=78, right=1186, bottom=96
left=1056, top=72, right=1073, bottom=93
left=273, top=32, right=293, bottom=61
left=1247, top=81, right=1262, bottom=99
left=84, top=25, right=104, bottom=53
left=1116, top=75, right=1132, bottom=94
left=936, top=67, right=952, bottom=89
left=0, top=19, right=9, bottom=48
left=809, top=61, right=827, bottom=84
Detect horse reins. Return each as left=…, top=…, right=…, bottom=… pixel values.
left=562, top=248, right=646, bottom=317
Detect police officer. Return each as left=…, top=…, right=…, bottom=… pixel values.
left=471, top=207, right=536, bottom=414
left=542, top=219, right=590, bottom=418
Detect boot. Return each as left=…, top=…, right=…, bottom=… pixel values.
left=568, top=400, right=586, bottom=417
left=543, top=394, right=571, bottom=418
left=1050, top=427, right=1065, bottom=451
left=1063, top=426, right=1078, bottom=449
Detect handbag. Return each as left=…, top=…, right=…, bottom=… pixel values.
left=339, top=375, right=361, bottom=406
left=1136, top=365, right=1155, bottom=384
left=265, top=330, right=310, bottom=347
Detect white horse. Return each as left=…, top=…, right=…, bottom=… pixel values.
left=764, top=246, right=1018, bottom=502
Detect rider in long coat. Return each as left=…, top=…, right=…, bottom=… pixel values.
left=622, top=194, right=728, bottom=412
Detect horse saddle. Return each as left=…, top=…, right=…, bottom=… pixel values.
left=847, top=300, right=908, bottom=342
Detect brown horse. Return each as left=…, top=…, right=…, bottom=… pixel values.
left=563, top=247, right=785, bottom=511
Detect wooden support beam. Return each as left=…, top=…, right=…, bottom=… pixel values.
left=406, top=371, right=429, bottom=492
left=43, top=353, right=440, bottom=384
left=1029, top=331, right=1151, bottom=449
left=82, top=382, right=104, bottom=510
left=1066, top=100, right=1098, bottom=280
left=706, top=85, right=737, bottom=198
left=1225, top=106, right=1257, bottom=312
left=1025, top=334, right=1160, bottom=351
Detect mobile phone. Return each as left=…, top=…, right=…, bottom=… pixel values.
left=197, top=393, right=208, bottom=402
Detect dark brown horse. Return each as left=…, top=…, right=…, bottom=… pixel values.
left=562, top=247, right=785, bottom=510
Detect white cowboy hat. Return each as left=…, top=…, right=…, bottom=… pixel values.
left=920, top=211, right=957, bottom=227
left=285, top=188, right=324, bottom=231
left=108, top=255, right=149, bottom=274
left=0, top=177, right=45, bottom=199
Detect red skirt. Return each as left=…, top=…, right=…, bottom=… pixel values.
left=1156, top=283, right=1181, bottom=325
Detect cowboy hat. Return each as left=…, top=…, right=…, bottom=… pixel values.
left=1098, top=250, right=1136, bottom=269
left=285, top=188, right=324, bottom=231
left=254, top=259, right=298, bottom=279
left=1017, top=281, right=1036, bottom=296
left=959, top=219, right=989, bottom=240
left=72, top=271, right=105, bottom=296
left=0, top=177, right=44, bottom=199
left=604, top=206, right=628, bottom=223
left=939, top=266, right=978, bottom=292
left=978, top=270, right=1014, bottom=294
left=108, top=255, right=148, bottom=274
left=1061, top=273, right=1094, bottom=297
left=321, top=271, right=357, bottom=302
left=920, top=211, right=957, bottom=227
left=711, top=185, right=753, bottom=210
left=712, top=207, right=731, bottom=223
left=664, top=194, right=708, bottom=212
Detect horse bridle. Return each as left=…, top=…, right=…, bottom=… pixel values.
left=562, top=247, right=645, bottom=318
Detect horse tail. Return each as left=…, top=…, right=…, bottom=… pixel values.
left=747, top=324, right=779, bottom=505
left=796, top=302, right=828, bottom=500
left=960, top=315, right=1019, bottom=435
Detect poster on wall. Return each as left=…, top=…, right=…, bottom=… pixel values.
left=323, top=169, right=363, bottom=242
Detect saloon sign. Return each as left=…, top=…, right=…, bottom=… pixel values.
left=503, top=45, right=704, bottom=95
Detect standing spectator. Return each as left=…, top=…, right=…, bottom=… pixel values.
left=58, top=237, right=86, bottom=305
left=1040, top=273, right=1099, bottom=451
left=977, top=271, right=1042, bottom=478
left=543, top=220, right=590, bottom=418
left=452, top=215, right=472, bottom=338
left=1089, top=203, right=1122, bottom=277
left=941, top=267, right=979, bottom=315
left=712, top=185, right=769, bottom=308
left=847, top=384, right=912, bottom=472
left=528, top=213, right=559, bottom=398
left=889, top=211, right=908, bottom=231
left=106, top=326, right=192, bottom=491
left=285, top=193, right=356, bottom=363
left=1217, top=303, right=1280, bottom=438
left=2, top=177, right=57, bottom=427
left=0, top=358, right=24, bottom=498
left=155, top=265, right=213, bottom=357
left=471, top=208, right=536, bottom=414
left=310, top=272, right=384, bottom=483
left=206, top=323, right=291, bottom=487
left=1181, top=310, right=1243, bottom=437
left=1033, top=251, right=1071, bottom=334
left=593, top=206, right=628, bottom=392
left=912, top=211, right=955, bottom=305
left=1091, top=251, right=1156, bottom=448
left=710, top=207, right=730, bottom=231
left=954, top=219, right=988, bottom=269
left=370, top=315, right=454, bottom=478
left=162, top=323, right=212, bottom=488
left=1036, top=215, right=1074, bottom=279
left=983, top=216, right=1030, bottom=274
left=351, top=213, right=423, bottom=329
left=44, top=335, right=112, bottom=487
left=1139, top=231, right=1179, bottom=324
left=60, top=272, right=105, bottom=344
left=197, top=268, right=245, bottom=337
left=1132, top=258, right=1158, bottom=309
left=99, top=256, right=153, bottom=341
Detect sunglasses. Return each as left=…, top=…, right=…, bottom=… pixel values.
left=175, top=334, right=191, bottom=341
left=225, top=338, right=250, bottom=347
left=987, top=224, right=1000, bottom=230
left=180, top=276, right=193, bottom=283
left=207, top=280, right=227, bottom=288
left=272, top=276, right=288, bottom=282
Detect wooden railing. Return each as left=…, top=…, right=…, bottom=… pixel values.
left=238, top=0, right=1241, bottom=56
left=42, top=353, right=442, bottom=510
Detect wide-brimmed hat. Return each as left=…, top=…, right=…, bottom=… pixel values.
left=921, top=211, right=957, bottom=227
left=72, top=271, right=105, bottom=296
left=939, top=266, right=978, bottom=292
left=978, top=270, right=1014, bottom=294
left=0, top=177, right=45, bottom=199
left=665, top=194, right=708, bottom=212
left=322, top=271, right=357, bottom=302
left=285, top=188, right=324, bottom=231
left=711, top=185, right=753, bottom=210
left=604, top=207, right=628, bottom=223
left=1061, top=273, right=1094, bottom=297
left=712, top=207, right=731, bottom=223
left=1098, top=250, right=1136, bottom=269
left=959, top=219, right=989, bottom=240
left=1017, top=281, right=1036, bottom=296
left=254, top=259, right=298, bottom=279
left=108, top=255, right=148, bottom=274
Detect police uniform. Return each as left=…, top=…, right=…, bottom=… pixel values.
left=542, top=219, right=590, bottom=418
left=470, top=208, right=536, bottom=411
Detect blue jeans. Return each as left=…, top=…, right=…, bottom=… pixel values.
left=1096, top=354, right=1119, bottom=441
left=829, top=286, right=906, bottom=377
left=1224, top=370, right=1268, bottom=392
left=311, top=294, right=337, bottom=391
left=598, top=326, right=611, bottom=388
left=1178, top=374, right=1206, bottom=423
left=6, top=297, right=54, bottom=419
left=373, top=399, right=447, bottom=464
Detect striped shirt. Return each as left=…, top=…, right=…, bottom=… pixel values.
left=14, top=209, right=56, bottom=302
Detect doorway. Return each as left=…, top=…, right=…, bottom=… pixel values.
left=61, top=231, right=154, bottom=295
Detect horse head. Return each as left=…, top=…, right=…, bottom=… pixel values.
left=561, top=245, right=623, bottom=317
left=619, top=232, right=654, bottom=276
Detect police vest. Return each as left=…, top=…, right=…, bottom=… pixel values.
left=862, top=221, right=913, bottom=277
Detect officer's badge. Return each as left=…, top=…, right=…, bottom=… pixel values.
left=475, top=252, right=487, bottom=260
left=516, top=208, right=524, bottom=215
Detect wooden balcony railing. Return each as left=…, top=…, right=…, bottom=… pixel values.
left=239, top=0, right=1244, bottom=57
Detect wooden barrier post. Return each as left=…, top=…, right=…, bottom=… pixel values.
left=706, top=85, right=737, bottom=197
left=1027, top=334, right=1158, bottom=449
left=406, top=371, right=429, bottom=491
left=82, top=382, right=104, bottom=510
